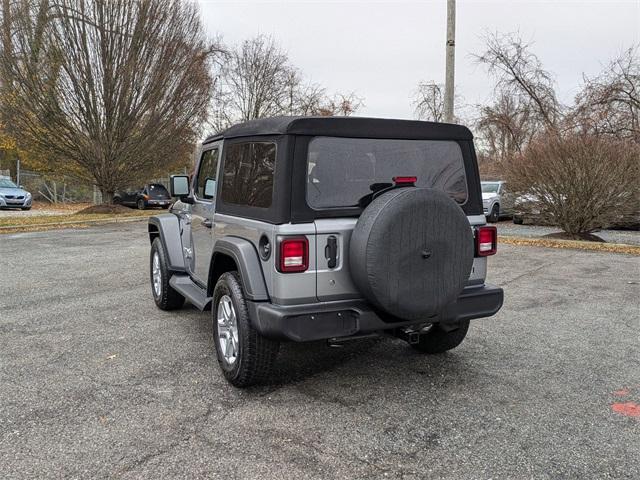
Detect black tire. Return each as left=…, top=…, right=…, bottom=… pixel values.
left=411, top=320, right=470, bottom=354
left=137, top=199, right=146, bottom=210
left=150, top=238, right=185, bottom=310
left=349, top=188, right=474, bottom=320
left=513, top=216, right=523, bottom=225
left=21, top=206, right=31, bottom=211
left=213, top=272, right=279, bottom=388
left=113, top=196, right=122, bottom=205
left=487, top=204, right=500, bottom=223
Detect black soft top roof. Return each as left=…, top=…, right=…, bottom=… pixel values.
left=203, top=116, right=472, bottom=144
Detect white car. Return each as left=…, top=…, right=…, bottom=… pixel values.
left=481, top=180, right=513, bottom=223
left=0, top=177, right=32, bottom=210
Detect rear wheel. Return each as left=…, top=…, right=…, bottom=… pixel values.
left=150, top=238, right=185, bottom=310
left=487, top=204, right=500, bottom=223
left=213, top=272, right=279, bottom=387
left=513, top=216, right=523, bottom=225
left=411, top=321, right=470, bottom=354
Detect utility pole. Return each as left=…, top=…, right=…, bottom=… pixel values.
left=444, top=0, right=456, bottom=123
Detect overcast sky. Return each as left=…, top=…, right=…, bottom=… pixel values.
left=197, top=0, right=639, bottom=120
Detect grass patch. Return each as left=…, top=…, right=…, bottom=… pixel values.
left=0, top=210, right=154, bottom=233
left=499, top=235, right=640, bottom=256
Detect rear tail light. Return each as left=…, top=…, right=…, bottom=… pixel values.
left=278, top=237, right=309, bottom=273
left=476, top=226, right=497, bottom=256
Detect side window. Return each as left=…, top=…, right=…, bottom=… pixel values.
left=221, top=142, right=276, bottom=208
left=195, top=148, right=219, bottom=200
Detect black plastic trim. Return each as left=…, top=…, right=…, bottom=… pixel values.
left=148, top=215, right=186, bottom=272
left=212, top=237, right=270, bottom=301
left=247, top=284, right=504, bottom=341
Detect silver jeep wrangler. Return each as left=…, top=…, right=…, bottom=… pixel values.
left=148, top=117, right=503, bottom=387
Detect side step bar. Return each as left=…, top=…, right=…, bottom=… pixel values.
left=169, top=275, right=212, bottom=311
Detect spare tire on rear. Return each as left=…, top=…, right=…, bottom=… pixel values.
left=349, top=188, right=474, bottom=321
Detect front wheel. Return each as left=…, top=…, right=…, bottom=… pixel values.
left=213, top=272, right=279, bottom=387
left=487, top=204, right=500, bottom=223
left=411, top=321, right=470, bottom=354
left=137, top=199, right=146, bottom=210
left=150, top=238, right=185, bottom=310
left=21, top=206, right=32, bottom=211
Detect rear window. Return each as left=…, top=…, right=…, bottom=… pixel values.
left=306, top=137, right=467, bottom=208
left=221, top=142, right=276, bottom=208
left=148, top=184, right=169, bottom=197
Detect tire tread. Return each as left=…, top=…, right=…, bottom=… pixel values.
left=214, top=272, right=279, bottom=387
left=151, top=238, right=185, bottom=310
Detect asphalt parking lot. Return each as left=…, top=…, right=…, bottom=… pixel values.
left=1, top=222, right=638, bottom=479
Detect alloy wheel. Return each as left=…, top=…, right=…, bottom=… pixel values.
left=217, top=295, right=239, bottom=365
left=152, top=252, right=162, bottom=298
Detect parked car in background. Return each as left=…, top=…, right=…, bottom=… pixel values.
left=114, top=183, right=172, bottom=210
left=0, top=177, right=32, bottom=210
left=513, top=194, right=539, bottom=225
left=512, top=193, right=558, bottom=225
left=481, top=180, right=513, bottom=223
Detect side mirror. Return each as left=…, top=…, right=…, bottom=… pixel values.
left=170, top=175, right=190, bottom=198
left=203, top=178, right=216, bottom=199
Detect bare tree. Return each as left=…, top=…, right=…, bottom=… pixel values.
left=474, top=32, right=560, bottom=130
left=506, top=133, right=640, bottom=237
left=572, top=46, right=640, bottom=141
left=413, top=81, right=456, bottom=122
left=0, top=0, right=217, bottom=203
left=311, top=92, right=364, bottom=117
left=474, top=92, right=538, bottom=162
left=210, top=35, right=363, bottom=133
left=214, top=36, right=299, bottom=128
left=472, top=32, right=639, bottom=236
left=472, top=31, right=562, bottom=177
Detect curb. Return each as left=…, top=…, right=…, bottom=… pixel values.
left=499, top=235, right=640, bottom=256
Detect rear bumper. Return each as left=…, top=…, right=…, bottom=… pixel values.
left=146, top=199, right=171, bottom=206
left=248, top=284, right=504, bottom=342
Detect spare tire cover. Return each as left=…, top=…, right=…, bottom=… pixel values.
left=349, top=188, right=474, bottom=320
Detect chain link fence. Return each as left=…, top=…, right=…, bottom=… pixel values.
left=16, top=169, right=187, bottom=205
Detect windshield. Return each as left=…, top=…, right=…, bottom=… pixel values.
left=0, top=178, right=18, bottom=188
left=148, top=184, right=169, bottom=197
left=481, top=182, right=500, bottom=193
left=306, top=137, right=467, bottom=209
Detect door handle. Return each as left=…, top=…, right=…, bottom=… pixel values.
left=202, top=218, right=213, bottom=229
left=324, top=235, right=337, bottom=269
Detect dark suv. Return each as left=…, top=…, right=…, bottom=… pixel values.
left=115, top=183, right=171, bottom=210
left=148, top=117, right=504, bottom=387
